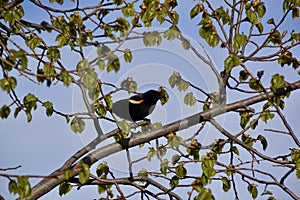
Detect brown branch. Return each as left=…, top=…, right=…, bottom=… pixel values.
left=21, top=81, right=300, bottom=200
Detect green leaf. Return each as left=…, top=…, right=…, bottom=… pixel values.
left=70, top=117, right=85, bottom=133
left=78, top=163, right=90, bottom=184
left=0, top=104, right=11, bottom=119
left=158, top=87, right=169, bottom=105
left=122, top=3, right=135, bottom=17
left=261, top=110, right=275, bottom=123
left=113, top=0, right=124, bottom=6
left=43, top=101, right=53, bottom=117
left=163, top=26, right=180, bottom=41
left=60, top=70, right=72, bottom=86
left=201, top=157, right=216, bottom=178
left=270, top=74, right=286, bottom=91
left=239, top=70, right=249, bottom=81
left=107, top=54, right=120, bottom=73
left=247, top=184, right=258, bottom=199
left=8, top=180, right=18, bottom=195
left=124, top=49, right=133, bottom=63
left=172, top=154, right=181, bottom=165
left=138, top=168, right=148, bottom=183
left=256, top=3, right=266, bottom=18
left=76, top=59, right=89, bottom=76
left=175, top=163, right=187, bottom=178
left=169, top=175, right=179, bottom=188
left=117, top=119, right=131, bottom=135
left=257, top=135, right=268, bottom=150
left=97, top=45, right=111, bottom=57
left=190, top=4, right=202, bottom=19
left=249, top=77, right=262, bottom=92
left=96, top=162, right=109, bottom=177
left=81, top=69, right=98, bottom=90
left=97, top=59, right=105, bottom=71
left=23, top=93, right=38, bottom=112
left=177, top=81, right=189, bottom=91
left=267, top=18, right=275, bottom=25
left=120, top=77, right=137, bottom=92
left=221, top=177, right=231, bottom=192
left=147, top=147, right=157, bottom=161
left=168, top=132, right=183, bottom=149
left=224, top=54, right=242, bottom=72
left=0, top=76, right=17, bottom=92
left=47, top=47, right=61, bottom=62
left=233, top=33, right=247, bottom=50
left=160, top=159, right=168, bottom=175
left=59, top=182, right=72, bottom=196
left=246, top=10, right=258, bottom=24
left=194, top=188, right=214, bottom=200
left=17, top=176, right=31, bottom=198
left=25, top=35, right=41, bottom=50
left=231, top=146, right=239, bottom=155
left=184, top=92, right=197, bottom=106
left=240, top=112, right=251, bottom=128
left=63, top=168, right=73, bottom=180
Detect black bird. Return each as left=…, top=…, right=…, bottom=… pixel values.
left=112, top=90, right=162, bottom=121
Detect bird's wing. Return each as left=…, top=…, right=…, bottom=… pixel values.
left=129, top=94, right=144, bottom=104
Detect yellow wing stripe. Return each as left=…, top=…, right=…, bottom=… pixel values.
left=129, top=99, right=144, bottom=104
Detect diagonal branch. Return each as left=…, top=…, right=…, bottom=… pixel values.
left=22, top=80, right=300, bottom=200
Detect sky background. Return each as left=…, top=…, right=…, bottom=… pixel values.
left=1, top=1, right=300, bottom=199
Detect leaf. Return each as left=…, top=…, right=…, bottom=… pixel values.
left=184, top=92, right=197, bottom=106
left=17, top=176, right=31, bottom=198
left=59, top=182, right=72, bottom=196
left=257, top=135, right=268, bottom=150
left=8, top=180, right=18, bottom=195
left=0, top=76, right=17, bottom=93
left=160, top=159, right=168, bottom=175
left=117, top=119, right=131, bottom=135
left=163, top=26, right=180, bottom=41
left=123, top=49, right=133, bottom=63
left=177, top=81, right=189, bottom=91
left=231, top=146, right=239, bottom=155
left=239, top=70, right=249, bottom=81
left=260, top=110, right=275, bottom=123
left=172, top=154, right=181, bottom=165
left=240, top=112, right=251, bottom=128
left=70, top=117, right=85, bottom=133
left=256, top=3, right=266, bottom=18
left=96, top=162, right=109, bottom=177
left=78, top=163, right=90, bottom=184
left=25, top=35, right=41, bottom=50
left=221, top=177, right=231, bottom=192
left=147, top=148, right=157, bottom=161
left=169, top=175, right=179, bottom=188
left=158, top=87, right=169, bottom=105
left=194, top=188, right=214, bottom=200
left=168, top=132, right=183, bottom=149
left=63, top=168, right=73, bottom=180
left=76, top=59, right=89, bottom=76
left=175, top=163, right=187, bottom=178
left=190, top=4, right=203, bottom=19
left=43, top=101, right=53, bottom=117
left=233, top=33, right=247, bottom=50
left=107, top=54, right=120, bottom=73
left=224, top=54, right=242, bottom=72
left=247, top=184, right=258, bottom=199
left=60, top=70, right=72, bottom=86
left=246, top=10, right=258, bottom=24
left=0, top=104, right=11, bottom=119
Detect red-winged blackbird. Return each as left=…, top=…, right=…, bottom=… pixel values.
left=112, top=90, right=162, bottom=121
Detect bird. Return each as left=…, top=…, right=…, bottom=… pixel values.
left=112, top=89, right=162, bottom=122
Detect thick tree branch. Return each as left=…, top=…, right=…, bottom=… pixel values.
left=22, top=81, right=300, bottom=200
